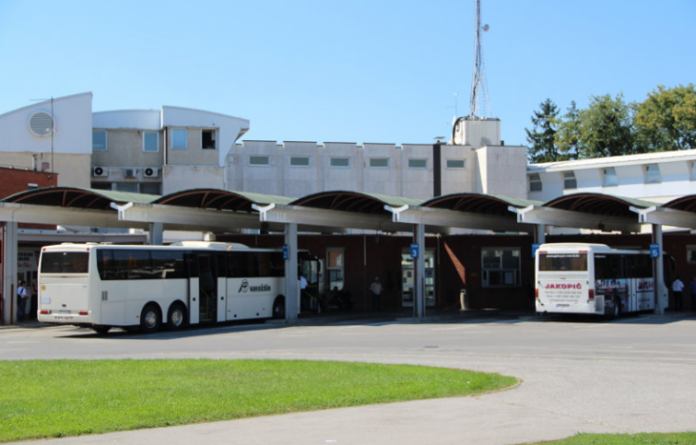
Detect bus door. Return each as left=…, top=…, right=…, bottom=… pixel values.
left=216, top=254, right=227, bottom=322
left=197, top=254, right=217, bottom=324
left=185, top=253, right=200, bottom=325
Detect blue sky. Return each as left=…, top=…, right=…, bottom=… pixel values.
left=1, top=0, right=694, bottom=147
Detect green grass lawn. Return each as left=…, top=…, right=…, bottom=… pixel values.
left=530, top=432, right=696, bottom=445
left=0, top=359, right=516, bottom=442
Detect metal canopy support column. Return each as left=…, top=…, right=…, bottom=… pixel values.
left=284, top=223, right=299, bottom=321
left=1, top=222, right=18, bottom=325
left=653, top=224, right=665, bottom=315
left=536, top=224, right=546, bottom=245
left=149, top=222, right=163, bottom=245
left=414, top=223, right=426, bottom=320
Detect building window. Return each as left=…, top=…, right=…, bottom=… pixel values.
left=603, top=168, right=618, bottom=187
left=408, top=159, right=427, bottom=169
left=172, top=129, right=188, bottom=149
left=143, top=132, right=159, bottom=153
left=645, top=165, right=661, bottom=184
left=92, top=130, right=107, bottom=151
left=481, top=247, right=520, bottom=288
left=91, top=182, right=160, bottom=194
left=249, top=156, right=270, bottom=166
left=687, top=246, right=696, bottom=264
left=327, top=248, right=345, bottom=292
left=290, top=156, right=310, bottom=167
left=691, top=162, right=696, bottom=181
left=202, top=130, right=216, bottom=149
left=330, top=157, right=350, bottom=168
left=529, top=174, right=542, bottom=192
left=564, top=172, right=577, bottom=190
left=140, top=182, right=161, bottom=195
left=369, top=158, right=389, bottom=168
left=446, top=159, right=466, bottom=169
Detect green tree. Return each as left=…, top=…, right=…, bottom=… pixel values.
left=577, top=93, right=636, bottom=158
left=555, top=101, right=581, bottom=160
left=634, top=84, right=696, bottom=151
left=526, top=99, right=563, bottom=163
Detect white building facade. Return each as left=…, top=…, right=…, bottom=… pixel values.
left=528, top=150, right=696, bottom=204
left=1, top=93, right=529, bottom=202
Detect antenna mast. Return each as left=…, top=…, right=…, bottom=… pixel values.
left=469, top=0, right=490, bottom=118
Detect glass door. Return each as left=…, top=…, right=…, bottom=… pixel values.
left=401, top=249, right=435, bottom=307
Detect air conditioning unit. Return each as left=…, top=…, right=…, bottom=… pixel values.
left=123, top=168, right=137, bottom=179
left=143, top=167, right=160, bottom=178
left=93, top=166, right=108, bottom=177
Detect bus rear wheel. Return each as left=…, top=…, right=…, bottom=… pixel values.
left=272, top=297, right=285, bottom=319
left=167, top=303, right=187, bottom=330
left=140, top=304, right=161, bottom=333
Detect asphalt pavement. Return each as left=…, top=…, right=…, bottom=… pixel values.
left=2, top=309, right=696, bottom=445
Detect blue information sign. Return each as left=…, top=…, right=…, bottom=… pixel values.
left=650, top=244, right=660, bottom=259
left=282, top=244, right=289, bottom=260
left=532, top=243, right=541, bottom=258
left=410, top=243, right=419, bottom=259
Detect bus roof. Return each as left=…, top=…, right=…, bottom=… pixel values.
left=538, top=243, right=647, bottom=255
left=45, top=241, right=252, bottom=251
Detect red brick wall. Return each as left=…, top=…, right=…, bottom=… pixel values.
left=0, top=167, right=57, bottom=229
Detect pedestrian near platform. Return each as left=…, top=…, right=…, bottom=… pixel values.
left=672, top=276, right=684, bottom=311
left=370, top=277, right=383, bottom=311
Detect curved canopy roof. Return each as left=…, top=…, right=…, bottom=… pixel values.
left=1, top=187, right=159, bottom=210
left=662, top=195, right=696, bottom=212
left=543, top=193, right=658, bottom=218
left=291, top=191, right=422, bottom=215
left=424, top=193, right=542, bottom=214
left=154, top=188, right=293, bottom=213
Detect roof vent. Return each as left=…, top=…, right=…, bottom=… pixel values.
left=29, top=112, right=54, bottom=137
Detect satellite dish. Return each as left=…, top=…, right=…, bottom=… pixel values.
left=482, top=24, right=490, bottom=32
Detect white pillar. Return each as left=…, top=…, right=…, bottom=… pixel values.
left=284, top=223, right=299, bottom=321
left=536, top=224, right=546, bottom=245
left=149, top=222, right=163, bottom=245
left=1, top=222, right=18, bottom=325
left=653, top=224, right=665, bottom=315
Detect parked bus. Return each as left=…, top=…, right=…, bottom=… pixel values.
left=535, top=243, right=668, bottom=317
left=37, top=241, right=319, bottom=334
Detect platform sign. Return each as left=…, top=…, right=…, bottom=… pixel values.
left=282, top=244, right=289, bottom=260
left=650, top=244, right=660, bottom=259
left=532, top=243, right=541, bottom=258
left=410, top=243, right=419, bottom=259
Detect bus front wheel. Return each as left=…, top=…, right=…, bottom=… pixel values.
left=92, top=325, right=111, bottom=335
left=167, top=303, right=187, bottom=330
left=273, top=297, right=285, bottom=319
left=140, top=304, right=161, bottom=333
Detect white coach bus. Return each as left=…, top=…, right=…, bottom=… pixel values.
left=37, top=241, right=318, bottom=334
left=535, top=243, right=668, bottom=318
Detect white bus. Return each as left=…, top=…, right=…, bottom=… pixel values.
left=535, top=243, right=668, bottom=318
left=37, top=241, right=318, bottom=334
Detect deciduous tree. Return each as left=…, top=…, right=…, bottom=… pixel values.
left=634, top=84, right=696, bottom=151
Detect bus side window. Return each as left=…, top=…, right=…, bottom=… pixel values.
left=217, top=254, right=227, bottom=279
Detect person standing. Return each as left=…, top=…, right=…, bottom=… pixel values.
left=370, top=277, right=383, bottom=311
left=16, top=280, right=28, bottom=321
left=672, top=276, right=684, bottom=312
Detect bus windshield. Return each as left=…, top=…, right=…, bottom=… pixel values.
left=538, top=252, right=588, bottom=272
left=40, top=252, right=89, bottom=274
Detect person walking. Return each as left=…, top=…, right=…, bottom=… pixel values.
left=16, top=280, right=28, bottom=321
left=370, top=277, right=383, bottom=311
left=672, top=276, right=684, bottom=312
